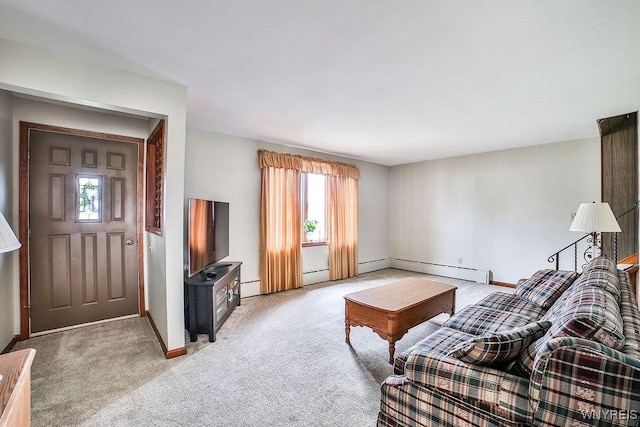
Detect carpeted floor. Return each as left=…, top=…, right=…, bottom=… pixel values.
left=13, top=268, right=512, bottom=426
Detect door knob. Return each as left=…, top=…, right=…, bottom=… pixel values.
left=126, top=238, right=134, bottom=245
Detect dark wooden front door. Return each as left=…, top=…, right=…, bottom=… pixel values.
left=28, top=129, right=139, bottom=333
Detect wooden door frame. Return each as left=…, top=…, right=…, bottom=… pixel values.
left=18, top=122, right=146, bottom=339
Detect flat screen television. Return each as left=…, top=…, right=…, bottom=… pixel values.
left=187, top=198, right=230, bottom=278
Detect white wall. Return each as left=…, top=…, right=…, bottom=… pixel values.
left=389, top=138, right=600, bottom=283
left=184, top=128, right=390, bottom=297
left=13, top=97, right=150, bottom=138
left=0, top=90, right=16, bottom=349
left=0, top=37, right=188, bottom=352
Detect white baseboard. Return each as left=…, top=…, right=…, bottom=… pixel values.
left=303, top=257, right=391, bottom=284
left=241, top=258, right=393, bottom=297
left=241, top=281, right=260, bottom=298
left=303, top=269, right=330, bottom=285
left=390, top=258, right=490, bottom=284
left=359, top=258, right=392, bottom=273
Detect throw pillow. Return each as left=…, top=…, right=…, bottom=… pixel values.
left=514, top=284, right=626, bottom=376
left=448, top=320, right=552, bottom=366
left=515, top=269, right=579, bottom=308
left=546, top=286, right=625, bottom=350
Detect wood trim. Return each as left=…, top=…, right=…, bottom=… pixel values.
left=19, top=122, right=143, bottom=144
left=18, top=122, right=146, bottom=339
left=18, top=123, right=29, bottom=340
left=146, top=311, right=186, bottom=359
left=166, top=347, right=187, bottom=359
left=145, top=120, right=165, bottom=236
left=0, top=336, right=18, bottom=355
left=490, top=280, right=516, bottom=289
left=302, top=241, right=328, bottom=248
left=619, top=252, right=638, bottom=265
left=136, top=132, right=146, bottom=316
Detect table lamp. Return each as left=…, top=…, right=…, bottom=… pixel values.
left=570, top=202, right=621, bottom=259
left=0, top=210, right=20, bottom=384
left=0, top=210, right=20, bottom=253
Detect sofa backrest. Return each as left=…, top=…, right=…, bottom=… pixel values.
left=513, top=258, right=628, bottom=375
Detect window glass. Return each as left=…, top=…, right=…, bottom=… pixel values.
left=77, top=175, right=101, bottom=222
left=303, top=173, right=326, bottom=243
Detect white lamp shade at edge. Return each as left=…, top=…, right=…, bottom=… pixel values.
left=570, top=202, right=622, bottom=233
left=0, top=210, right=21, bottom=254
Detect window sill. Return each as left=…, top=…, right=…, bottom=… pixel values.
left=302, top=241, right=328, bottom=248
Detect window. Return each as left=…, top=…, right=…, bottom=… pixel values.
left=76, top=175, right=101, bottom=222
left=302, top=173, right=326, bottom=245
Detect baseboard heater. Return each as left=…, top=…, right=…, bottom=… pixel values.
left=390, top=258, right=490, bottom=284
left=302, top=257, right=391, bottom=275
left=242, top=258, right=394, bottom=297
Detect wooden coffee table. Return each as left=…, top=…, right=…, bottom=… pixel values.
left=344, top=279, right=456, bottom=364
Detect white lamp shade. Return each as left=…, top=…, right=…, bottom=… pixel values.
left=0, top=210, right=21, bottom=254
left=570, top=202, right=621, bottom=233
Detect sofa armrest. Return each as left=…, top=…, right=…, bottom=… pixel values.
left=404, top=351, right=532, bottom=423
left=530, top=337, right=640, bottom=426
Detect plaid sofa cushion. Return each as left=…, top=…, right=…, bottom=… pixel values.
left=401, top=352, right=533, bottom=423
left=393, top=327, right=475, bottom=374
left=514, top=283, right=626, bottom=375
left=538, top=266, right=617, bottom=324
left=475, top=292, right=546, bottom=317
left=528, top=337, right=640, bottom=427
left=379, top=378, right=527, bottom=427
left=514, top=269, right=578, bottom=308
left=571, top=268, right=621, bottom=302
left=618, top=271, right=640, bottom=359
left=442, top=305, right=537, bottom=336
left=581, top=256, right=618, bottom=275
left=540, top=281, right=573, bottom=324
left=448, top=320, right=551, bottom=366
left=548, top=285, right=625, bottom=348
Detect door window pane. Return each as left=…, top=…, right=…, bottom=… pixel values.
left=77, top=175, right=102, bottom=222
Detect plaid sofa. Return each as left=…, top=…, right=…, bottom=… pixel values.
left=378, top=258, right=640, bottom=427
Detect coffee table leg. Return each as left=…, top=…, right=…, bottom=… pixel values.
left=345, top=302, right=351, bottom=343
left=388, top=339, right=396, bottom=364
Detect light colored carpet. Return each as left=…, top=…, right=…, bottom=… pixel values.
left=13, top=268, right=513, bottom=426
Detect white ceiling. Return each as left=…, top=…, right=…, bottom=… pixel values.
left=0, top=1, right=639, bottom=166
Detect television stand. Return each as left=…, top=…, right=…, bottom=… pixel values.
left=184, top=262, right=242, bottom=342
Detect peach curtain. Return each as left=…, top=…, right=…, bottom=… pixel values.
left=327, top=175, right=359, bottom=280
left=259, top=164, right=304, bottom=294
left=259, top=150, right=360, bottom=179
left=258, top=149, right=359, bottom=288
